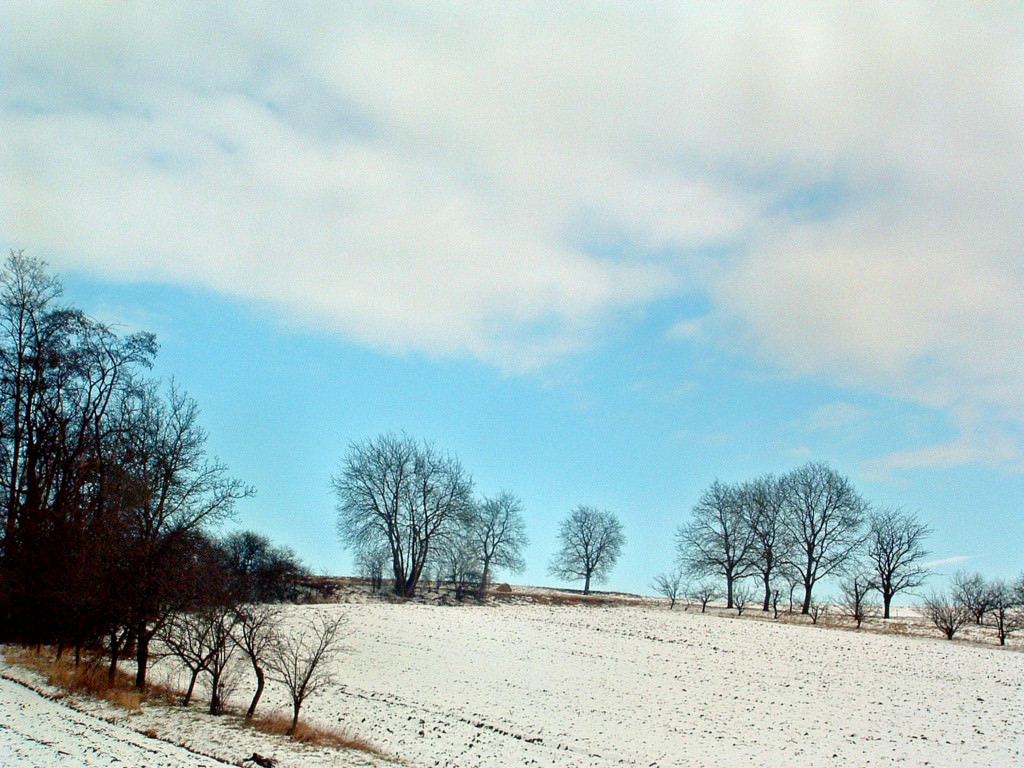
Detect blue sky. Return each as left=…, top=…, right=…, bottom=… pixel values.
left=2, top=3, right=1022, bottom=596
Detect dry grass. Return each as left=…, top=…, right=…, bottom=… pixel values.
left=4, top=646, right=144, bottom=710
left=2, top=646, right=181, bottom=711
left=245, top=712, right=388, bottom=757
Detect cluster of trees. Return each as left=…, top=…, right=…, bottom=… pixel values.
left=0, top=252, right=307, bottom=689
left=334, top=433, right=529, bottom=598
left=663, top=462, right=931, bottom=619
left=335, top=433, right=628, bottom=598
left=922, top=571, right=1024, bottom=645
left=161, top=603, right=346, bottom=733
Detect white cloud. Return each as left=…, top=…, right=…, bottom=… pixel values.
left=1, top=3, right=1022, bottom=458
left=921, top=555, right=975, bottom=571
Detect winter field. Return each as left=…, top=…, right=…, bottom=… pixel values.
left=3, top=589, right=1024, bottom=767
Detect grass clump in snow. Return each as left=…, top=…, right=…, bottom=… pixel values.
left=2, top=646, right=177, bottom=711
left=245, top=712, right=387, bottom=757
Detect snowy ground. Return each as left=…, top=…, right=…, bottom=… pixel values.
left=4, top=594, right=1024, bottom=767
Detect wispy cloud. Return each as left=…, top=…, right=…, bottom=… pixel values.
left=922, top=555, right=976, bottom=571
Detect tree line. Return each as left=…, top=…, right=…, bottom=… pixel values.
left=0, top=251, right=307, bottom=689
left=662, top=462, right=931, bottom=618
left=921, top=571, right=1024, bottom=645
left=334, top=432, right=625, bottom=598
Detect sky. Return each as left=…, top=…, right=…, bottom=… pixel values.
left=2, top=3, right=1022, bottom=597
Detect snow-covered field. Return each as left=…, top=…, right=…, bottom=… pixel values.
left=4, top=596, right=1024, bottom=767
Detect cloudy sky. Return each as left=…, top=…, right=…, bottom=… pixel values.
left=2, top=2, right=1022, bottom=594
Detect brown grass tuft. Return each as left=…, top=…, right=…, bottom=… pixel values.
left=3, top=646, right=155, bottom=711
left=245, top=712, right=386, bottom=757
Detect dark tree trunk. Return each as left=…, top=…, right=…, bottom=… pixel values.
left=762, top=575, right=771, bottom=612
left=134, top=629, right=151, bottom=691
left=209, top=673, right=223, bottom=715
left=182, top=669, right=200, bottom=706
left=801, top=579, right=813, bottom=615
left=583, top=572, right=591, bottom=595
left=245, top=665, right=265, bottom=720
left=479, top=560, right=491, bottom=593
left=288, top=700, right=301, bottom=735
left=882, top=593, right=892, bottom=619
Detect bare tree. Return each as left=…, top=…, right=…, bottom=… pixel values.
left=690, top=580, right=718, bottom=613
left=436, top=531, right=481, bottom=600
left=781, top=462, right=868, bottom=614
left=952, top=571, right=994, bottom=625
left=471, top=491, right=528, bottom=591
left=233, top=604, right=281, bottom=720
left=160, top=611, right=217, bottom=706
left=652, top=567, right=687, bottom=609
left=865, top=506, right=930, bottom=618
left=265, top=610, right=347, bottom=735
left=732, top=581, right=753, bottom=615
left=677, top=480, right=757, bottom=608
left=743, top=475, right=796, bottom=612
left=0, top=251, right=156, bottom=653
left=334, top=433, right=474, bottom=598
left=769, top=584, right=782, bottom=618
left=921, top=590, right=971, bottom=640
left=984, top=579, right=1023, bottom=646
left=808, top=601, right=828, bottom=625
left=354, top=540, right=389, bottom=591
left=203, top=606, right=239, bottom=715
left=548, top=506, right=625, bottom=595
left=117, top=383, right=252, bottom=689
left=839, top=573, right=877, bottom=629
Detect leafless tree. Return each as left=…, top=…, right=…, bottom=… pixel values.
left=232, top=604, right=281, bottom=720
left=839, top=573, right=877, bottom=628
left=0, top=251, right=156, bottom=652
left=865, top=506, right=930, bottom=618
left=354, top=540, right=389, bottom=591
left=921, top=590, right=971, bottom=639
left=116, top=383, right=251, bottom=689
left=732, top=581, right=753, bottom=615
left=160, top=611, right=218, bottom=706
left=548, top=506, right=625, bottom=594
left=471, top=491, right=528, bottom=591
left=436, top=532, right=481, bottom=600
left=265, top=610, right=348, bottom=735
left=781, top=462, right=868, bottom=614
left=690, top=580, right=718, bottom=613
left=808, top=601, right=828, bottom=625
left=334, top=433, right=474, bottom=598
left=743, top=475, right=796, bottom=612
left=984, top=579, right=1023, bottom=646
left=952, top=570, right=994, bottom=625
left=203, top=606, right=239, bottom=715
left=652, top=567, right=687, bottom=609
left=677, top=480, right=757, bottom=608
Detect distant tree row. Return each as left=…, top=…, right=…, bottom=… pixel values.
left=334, top=432, right=626, bottom=597
left=667, top=462, right=931, bottom=617
left=922, top=571, right=1024, bottom=645
left=0, top=252, right=306, bottom=689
